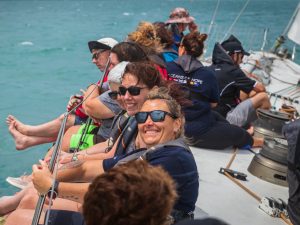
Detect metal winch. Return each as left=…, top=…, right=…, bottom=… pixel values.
left=254, top=108, right=291, bottom=138
left=249, top=109, right=291, bottom=187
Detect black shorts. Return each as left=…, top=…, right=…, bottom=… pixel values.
left=41, top=210, right=85, bottom=225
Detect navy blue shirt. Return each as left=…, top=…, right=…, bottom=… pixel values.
left=103, top=146, right=199, bottom=213
left=167, top=56, right=219, bottom=136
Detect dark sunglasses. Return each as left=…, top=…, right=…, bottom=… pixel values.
left=92, top=50, right=105, bottom=60
left=119, top=86, right=146, bottom=96
left=108, top=91, right=119, bottom=100
left=135, top=110, right=177, bottom=124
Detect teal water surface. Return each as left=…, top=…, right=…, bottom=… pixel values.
left=0, top=0, right=299, bottom=196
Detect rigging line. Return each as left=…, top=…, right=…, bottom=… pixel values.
left=70, top=56, right=111, bottom=160
left=44, top=115, right=68, bottom=225
left=222, top=0, right=251, bottom=42
left=31, top=113, right=68, bottom=225
left=207, top=0, right=220, bottom=36
left=32, top=50, right=112, bottom=225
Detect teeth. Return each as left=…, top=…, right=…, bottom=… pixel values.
left=145, top=130, right=158, bottom=134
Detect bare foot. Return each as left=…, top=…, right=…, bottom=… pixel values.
left=8, top=122, right=29, bottom=150
left=6, top=115, right=29, bottom=135
left=252, top=137, right=264, bottom=147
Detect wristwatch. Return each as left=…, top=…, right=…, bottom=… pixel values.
left=47, top=180, right=59, bottom=200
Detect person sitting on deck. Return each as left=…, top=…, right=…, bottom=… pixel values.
left=165, top=7, right=198, bottom=52
left=6, top=37, right=118, bottom=151
left=166, top=31, right=259, bottom=149
left=3, top=87, right=199, bottom=225
left=154, top=21, right=179, bottom=62
left=210, top=35, right=271, bottom=129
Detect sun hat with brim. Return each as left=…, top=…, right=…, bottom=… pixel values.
left=221, top=35, right=250, bottom=56
left=88, top=37, right=118, bottom=53
left=165, top=7, right=195, bottom=24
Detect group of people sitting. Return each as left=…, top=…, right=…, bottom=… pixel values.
left=2, top=7, right=271, bottom=225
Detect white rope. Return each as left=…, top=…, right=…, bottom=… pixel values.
left=222, top=0, right=251, bottom=42
left=208, top=0, right=220, bottom=36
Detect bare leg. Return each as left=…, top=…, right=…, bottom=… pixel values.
left=250, top=92, right=271, bottom=110
left=9, top=122, right=56, bottom=150
left=5, top=209, right=37, bottom=225
left=6, top=114, right=76, bottom=138
left=0, top=186, right=33, bottom=216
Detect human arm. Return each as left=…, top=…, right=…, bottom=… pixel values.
left=59, top=137, right=118, bottom=164
left=32, top=160, right=104, bottom=203
left=84, top=88, right=116, bottom=120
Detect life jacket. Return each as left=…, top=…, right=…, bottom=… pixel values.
left=114, top=138, right=190, bottom=166
left=105, top=111, right=131, bottom=152
left=113, top=117, right=138, bottom=156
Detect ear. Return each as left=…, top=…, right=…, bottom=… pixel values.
left=173, top=117, right=182, bottom=135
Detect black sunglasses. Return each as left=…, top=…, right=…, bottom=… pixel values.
left=119, top=86, right=146, bottom=96
left=135, top=110, right=177, bottom=124
left=92, top=50, right=105, bottom=60
left=108, top=91, right=119, bottom=100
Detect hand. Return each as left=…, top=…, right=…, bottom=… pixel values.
left=59, top=153, right=85, bottom=164
left=32, top=160, right=53, bottom=195
left=67, top=94, right=82, bottom=111
left=188, top=21, right=198, bottom=32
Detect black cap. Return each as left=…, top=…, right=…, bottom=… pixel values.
left=221, top=35, right=250, bottom=56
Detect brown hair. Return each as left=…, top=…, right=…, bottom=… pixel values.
left=111, top=42, right=148, bottom=62
left=123, top=61, right=162, bottom=89
left=153, top=22, right=174, bottom=49
left=182, top=32, right=208, bottom=58
left=83, top=160, right=177, bottom=225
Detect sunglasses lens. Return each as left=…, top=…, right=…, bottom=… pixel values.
left=92, top=53, right=98, bottom=60
left=135, top=112, right=148, bottom=124
left=119, top=87, right=127, bottom=95
left=128, top=87, right=141, bottom=96
left=150, top=111, right=166, bottom=122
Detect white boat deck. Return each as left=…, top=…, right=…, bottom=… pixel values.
left=192, top=147, right=289, bottom=225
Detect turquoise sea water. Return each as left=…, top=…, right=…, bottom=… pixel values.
left=0, top=0, right=299, bottom=196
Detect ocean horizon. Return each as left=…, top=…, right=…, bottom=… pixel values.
left=0, top=0, right=299, bottom=196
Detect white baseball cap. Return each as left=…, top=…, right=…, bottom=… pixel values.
left=88, top=37, right=118, bottom=52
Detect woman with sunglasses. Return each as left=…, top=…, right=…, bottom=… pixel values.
left=166, top=31, right=254, bottom=149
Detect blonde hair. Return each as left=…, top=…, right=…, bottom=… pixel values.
left=127, top=21, right=162, bottom=53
